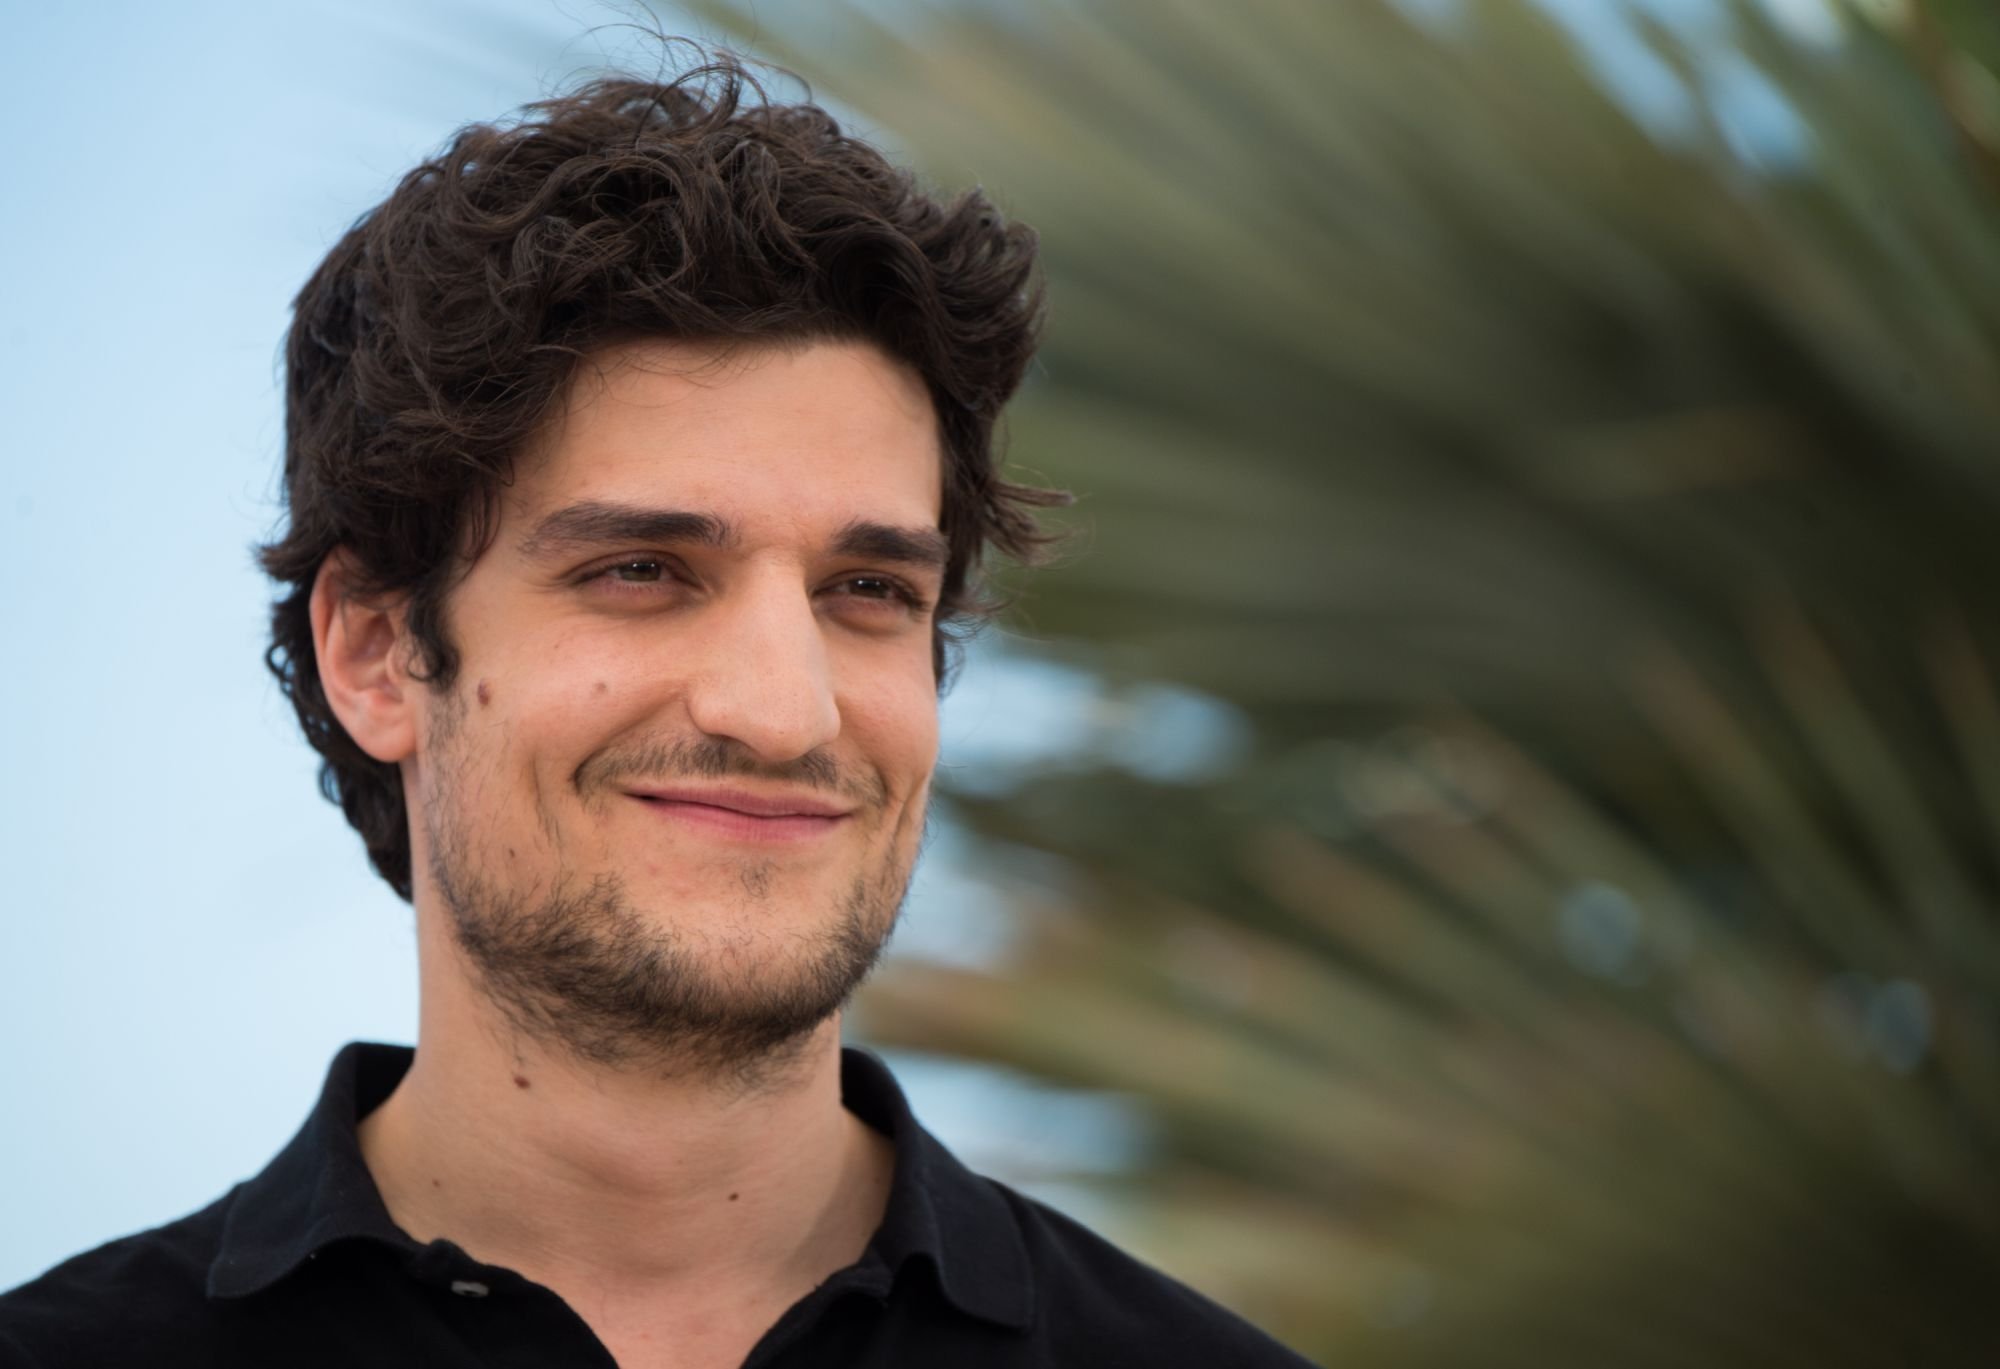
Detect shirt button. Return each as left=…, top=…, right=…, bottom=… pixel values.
left=450, top=1280, right=491, bottom=1298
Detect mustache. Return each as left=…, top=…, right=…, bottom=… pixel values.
left=572, top=735, right=886, bottom=807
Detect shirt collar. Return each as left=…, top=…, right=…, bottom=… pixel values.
left=207, top=1041, right=1034, bottom=1330
left=206, top=1042, right=420, bottom=1299
left=839, top=1047, right=1035, bottom=1329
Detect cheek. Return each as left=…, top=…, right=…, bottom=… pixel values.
left=845, top=667, right=939, bottom=793
left=474, top=643, right=657, bottom=796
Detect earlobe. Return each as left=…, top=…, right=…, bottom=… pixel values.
left=310, top=550, right=418, bottom=765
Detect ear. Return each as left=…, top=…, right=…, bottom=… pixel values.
left=310, top=549, right=418, bottom=765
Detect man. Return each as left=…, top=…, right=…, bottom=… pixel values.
left=0, top=54, right=1311, bottom=1368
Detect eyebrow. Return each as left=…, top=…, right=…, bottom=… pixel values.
left=516, top=500, right=949, bottom=573
left=831, top=519, right=950, bottom=574
left=517, top=501, right=732, bottom=559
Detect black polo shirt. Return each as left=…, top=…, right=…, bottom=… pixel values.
left=0, top=1043, right=1312, bottom=1367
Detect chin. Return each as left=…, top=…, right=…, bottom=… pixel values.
left=430, top=827, right=905, bottom=1075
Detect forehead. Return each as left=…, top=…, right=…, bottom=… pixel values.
left=505, top=338, right=945, bottom=529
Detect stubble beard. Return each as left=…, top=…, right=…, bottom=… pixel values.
left=420, top=696, right=919, bottom=1085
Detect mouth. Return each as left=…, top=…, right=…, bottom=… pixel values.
left=624, top=786, right=856, bottom=843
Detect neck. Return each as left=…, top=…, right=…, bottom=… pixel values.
left=357, top=917, right=893, bottom=1302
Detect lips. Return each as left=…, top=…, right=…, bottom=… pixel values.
left=626, top=786, right=853, bottom=818
left=625, top=786, right=855, bottom=842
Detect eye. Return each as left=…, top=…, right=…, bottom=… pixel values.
left=842, top=576, right=907, bottom=601
left=826, top=574, right=931, bottom=616
left=605, top=559, right=666, bottom=583
left=575, top=555, right=689, bottom=598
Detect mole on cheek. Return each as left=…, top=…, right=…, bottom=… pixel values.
left=593, top=681, right=608, bottom=696
left=512, top=1074, right=530, bottom=1090
left=476, top=680, right=493, bottom=707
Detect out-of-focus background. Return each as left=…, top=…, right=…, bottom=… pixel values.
left=6, top=0, right=2000, bottom=1362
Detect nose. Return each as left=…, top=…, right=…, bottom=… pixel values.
left=682, top=569, right=842, bottom=764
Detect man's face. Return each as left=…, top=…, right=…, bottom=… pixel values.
left=404, top=338, right=945, bottom=1073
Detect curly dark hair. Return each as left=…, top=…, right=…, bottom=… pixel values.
left=259, top=53, right=1064, bottom=901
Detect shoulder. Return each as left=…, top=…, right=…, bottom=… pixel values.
left=0, top=1193, right=233, bottom=1369
left=996, top=1183, right=1318, bottom=1367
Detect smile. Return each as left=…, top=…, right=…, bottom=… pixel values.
left=625, top=787, right=855, bottom=843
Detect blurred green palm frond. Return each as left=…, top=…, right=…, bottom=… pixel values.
left=691, top=0, right=2000, bottom=1361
